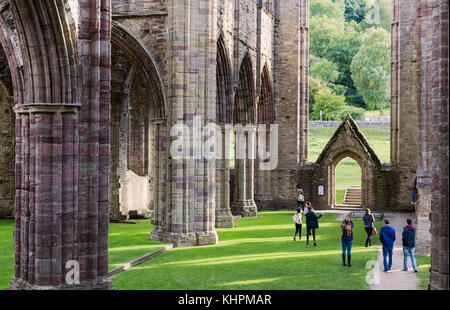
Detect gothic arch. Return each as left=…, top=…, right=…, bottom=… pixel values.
left=216, top=34, right=233, bottom=124
left=9, top=0, right=79, bottom=104
left=235, top=52, right=255, bottom=124
left=111, top=21, right=166, bottom=119
left=258, top=63, right=274, bottom=124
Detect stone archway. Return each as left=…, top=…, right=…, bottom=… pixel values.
left=331, top=151, right=365, bottom=208
left=110, top=22, right=167, bottom=221
left=298, top=116, right=383, bottom=210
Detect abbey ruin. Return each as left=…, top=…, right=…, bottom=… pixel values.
left=0, top=0, right=447, bottom=290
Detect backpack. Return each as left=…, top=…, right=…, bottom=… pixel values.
left=298, top=194, right=304, bottom=202
left=343, top=224, right=352, bottom=236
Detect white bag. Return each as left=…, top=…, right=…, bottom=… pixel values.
left=298, top=194, right=304, bottom=202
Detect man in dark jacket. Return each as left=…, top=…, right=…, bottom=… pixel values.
left=402, top=219, right=418, bottom=272
left=379, top=218, right=396, bottom=272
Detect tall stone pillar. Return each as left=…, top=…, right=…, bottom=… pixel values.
left=215, top=124, right=234, bottom=228
left=255, top=129, right=274, bottom=209
left=151, top=119, right=168, bottom=234
left=273, top=0, right=309, bottom=208
left=150, top=0, right=218, bottom=247
left=231, top=125, right=257, bottom=217
left=10, top=104, right=112, bottom=289
left=429, top=0, right=449, bottom=291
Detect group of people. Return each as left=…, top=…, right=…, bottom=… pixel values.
left=379, top=217, right=418, bottom=272
left=294, top=186, right=418, bottom=271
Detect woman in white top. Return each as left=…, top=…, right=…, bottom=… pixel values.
left=293, top=208, right=303, bottom=241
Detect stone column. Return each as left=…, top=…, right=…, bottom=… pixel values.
left=231, top=125, right=257, bottom=217
left=254, top=128, right=274, bottom=209
left=10, top=104, right=111, bottom=290
left=151, top=119, right=168, bottom=235
left=272, top=0, right=309, bottom=208
left=429, top=0, right=449, bottom=291
left=150, top=0, right=218, bottom=247
left=215, top=124, right=234, bottom=228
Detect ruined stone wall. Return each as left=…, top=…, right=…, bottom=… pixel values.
left=391, top=0, right=420, bottom=211
left=112, top=0, right=168, bottom=90
left=0, top=79, right=14, bottom=218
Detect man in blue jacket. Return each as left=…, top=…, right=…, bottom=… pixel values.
left=379, top=218, right=396, bottom=272
left=402, top=219, right=418, bottom=272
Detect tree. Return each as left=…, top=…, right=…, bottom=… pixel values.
left=310, top=58, right=339, bottom=88
left=311, top=88, right=346, bottom=120
left=310, top=0, right=345, bottom=20
left=343, top=0, right=368, bottom=23
left=350, top=27, right=390, bottom=113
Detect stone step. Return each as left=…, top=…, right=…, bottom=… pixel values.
left=343, top=187, right=362, bottom=205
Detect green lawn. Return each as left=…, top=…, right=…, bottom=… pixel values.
left=108, top=220, right=168, bottom=270
left=111, top=212, right=382, bottom=290
left=0, top=220, right=14, bottom=290
left=364, top=108, right=391, bottom=118
left=0, top=219, right=166, bottom=289
left=308, top=127, right=390, bottom=163
left=416, top=255, right=431, bottom=290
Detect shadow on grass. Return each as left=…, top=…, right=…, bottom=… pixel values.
left=111, top=212, right=383, bottom=290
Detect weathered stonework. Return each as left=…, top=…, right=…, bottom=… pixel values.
left=0, top=0, right=447, bottom=290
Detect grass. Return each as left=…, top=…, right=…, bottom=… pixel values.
left=364, top=108, right=391, bottom=118
left=108, top=220, right=168, bottom=270
left=308, top=127, right=390, bottom=163
left=0, top=220, right=14, bottom=290
left=111, top=211, right=382, bottom=290
left=416, top=255, right=431, bottom=290
left=0, top=219, right=166, bottom=289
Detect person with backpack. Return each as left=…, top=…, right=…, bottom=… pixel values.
left=341, top=217, right=354, bottom=267
left=379, top=218, right=396, bottom=272
left=296, top=186, right=305, bottom=210
left=305, top=205, right=323, bottom=246
left=402, top=218, right=418, bottom=272
left=363, top=208, right=375, bottom=247
left=293, top=208, right=303, bottom=241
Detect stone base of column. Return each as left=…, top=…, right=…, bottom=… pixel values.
left=9, top=277, right=113, bottom=290
left=430, top=270, right=449, bottom=290
left=254, top=194, right=275, bottom=210
left=231, top=200, right=258, bottom=217
left=215, top=208, right=234, bottom=228
left=415, top=216, right=432, bottom=256
left=150, top=230, right=218, bottom=247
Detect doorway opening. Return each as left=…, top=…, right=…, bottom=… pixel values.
left=334, top=157, right=362, bottom=207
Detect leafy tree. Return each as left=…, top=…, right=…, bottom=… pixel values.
left=309, top=76, right=322, bottom=113
left=310, top=0, right=345, bottom=20
left=350, top=27, right=390, bottom=113
left=343, top=0, right=368, bottom=23
left=310, top=58, right=339, bottom=88
left=311, top=88, right=346, bottom=120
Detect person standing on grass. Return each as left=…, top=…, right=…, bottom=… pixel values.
left=304, top=202, right=311, bottom=215
left=293, top=208, right=303, bottom=241
left=305, top=205, right=323, bottom=246
left=363, top=208, right=375, bottom=247
left=379, top=218, right=396, bottom=272
left=402, top=218, right=418, bottom=272
left=341, top=217, right=354, bottom=267
left=296, top=186, right=305, bottom=210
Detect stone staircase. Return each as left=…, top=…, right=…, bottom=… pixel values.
left=343, top=186, right=362, bottom=205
